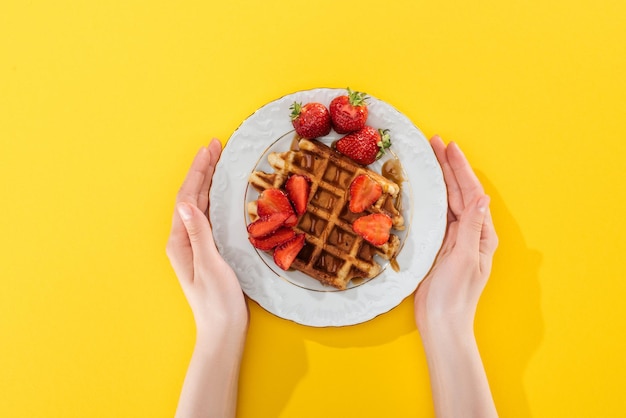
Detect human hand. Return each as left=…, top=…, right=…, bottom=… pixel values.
left=166, top=139, right=248, bottom=337
left=414, top=135, right=498, bottom=333
left=414, top=136, right=499, bottom=418
left=167, top=139, right=248, bottom=418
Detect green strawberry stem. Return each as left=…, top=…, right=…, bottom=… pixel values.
left=376, top=129, right=391, bottom=159
left=289, top=102, right=302, bottom=120
left=347, top=87, right=368, bottom=107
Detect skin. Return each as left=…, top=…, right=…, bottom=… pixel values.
left=166, top=139, right=248, bottom=418
left=415, top=135, right=499, bottom=417
left=166, top=135, right=498, bottom=418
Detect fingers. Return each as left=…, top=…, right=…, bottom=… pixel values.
left=169, top=145, right=212, bottom=254
left=197, top=139, right=223, bottom=215
left=176, top=202, right=220, bottom=278
left=474, top=203, right=498, bottom=277
left=207, top=138, right=222, bottom=163
left=177, top=146, right=212, bottom=207
left=480, top=206, right=498, bottom=257
left=167, top=140, right=223, bottom=282
left=456, top=194, right=490, bottom=258
left=430, top=135, right=464, bottom=218
left=446, top=142, right=484, bottom=208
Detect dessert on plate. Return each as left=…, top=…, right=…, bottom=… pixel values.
left=247, top=136, right=404, bottom=290
left=209, top=87, right=447, bottom=325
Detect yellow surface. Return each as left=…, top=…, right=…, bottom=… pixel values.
left=1, top=0, right=625, bottom=416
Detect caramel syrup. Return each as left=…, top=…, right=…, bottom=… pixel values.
left=382, top=157, right=405, bottom=213
left=382, top=157, right=405, bottom=272
left=390, top=257, right=400, bottom=272
left=290, top=134, right=301, bottom=151
left=382, top=158, right=404, bottom=184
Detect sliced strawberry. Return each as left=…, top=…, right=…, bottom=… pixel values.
left=352, top=213, right=392, bottom=246
left=284, top=213, right=298, bottom=227
left=285, top=174, right=310, bottom=215
left=247, top=212, right=290, bottom=238
left=257, top=189, right=294, bottom=217
left=349, top=174, right=382, bottom=213
left=249, top=227, right=296, bottom=250
left=273, top=234, right=306, bottom=270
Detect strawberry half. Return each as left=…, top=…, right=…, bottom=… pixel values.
left=249, top=226, right=296, bottom=250
left=349, top=174, right=382, bottom=213
left=273, top=234, right=306, bottom=270
left=335, top=126, right=391, bottom=166
left=352, top=213, right=392, bottom=246
left=285, top=174, right=310, bottom=215
left=290, top=102, right=332, bottom=139
left=329, top=88, right=369, bottom=134
left=257, top=188, right=297, bottom=227
left=247, top=212, right=290, bottom=238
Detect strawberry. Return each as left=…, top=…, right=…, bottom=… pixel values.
left=249, top=226, right=296, bottom=250
left=257, top=188, right=297, bottom=227
left=335, top=126, right=391, bottom=165
left=290, top=102, right=332, bottom=139
left=349, top=174, right=382, bottom=213
left=352, top=213, right=392, bottom=246
left=273, top=234, right=306, bottom=270
left=247, top=212, right=290, bottom=238
left=285, top=174, right=310, bottom=215
left=329, top=88, right=369, bottom=134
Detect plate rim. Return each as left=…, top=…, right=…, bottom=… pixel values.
left=210, top=87, right=447, bottom=327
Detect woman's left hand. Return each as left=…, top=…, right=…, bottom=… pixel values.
left=166, top=138, right=248, bottom=337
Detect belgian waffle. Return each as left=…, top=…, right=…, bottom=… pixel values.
left=248, top=137, right=404, bottom=290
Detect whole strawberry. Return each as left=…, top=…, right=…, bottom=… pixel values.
left=290, top=102, right=331, bottom=139
left=329, top=88, right=369, bottom=134
left=335, top=126, right=391, bottom=165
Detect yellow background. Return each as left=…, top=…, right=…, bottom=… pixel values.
left=1, top=0, right=625, bottom=416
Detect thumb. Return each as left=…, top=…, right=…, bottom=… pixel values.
left=176, top=202, right=217, bottom=260
left=456, top=195, right=490, bottom=255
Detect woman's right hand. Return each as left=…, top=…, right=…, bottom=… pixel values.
left=414, top=135, right=498, bottom=332
left=414, top=135, right=499, bottom=418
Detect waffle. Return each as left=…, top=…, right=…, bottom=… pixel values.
left=248, top=137, right=404, bottom=290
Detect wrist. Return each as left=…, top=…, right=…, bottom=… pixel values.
left=417, top=314, right=475, bottom=350
left=194, top=306, right=249, bottom=341
left=417, top=316, right=497, bottom=418
left=195, top=320, right=247, bottom=356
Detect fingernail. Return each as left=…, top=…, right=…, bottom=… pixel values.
left=177, top=203, right=193, bottom=221
left=210, top=138, right=223, bottom=150
left=477, top=195, right=490, bottom=213
left=450, top=141, right=462, bottom=154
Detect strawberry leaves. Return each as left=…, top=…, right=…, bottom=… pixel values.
left=290, top=102, right=331, bottom=139
left=335, top=126, right=392, bottom=165
left=329, top=88, right=369, bottom=134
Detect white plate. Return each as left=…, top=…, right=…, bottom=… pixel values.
left=210, top=88, right=447, bottom=327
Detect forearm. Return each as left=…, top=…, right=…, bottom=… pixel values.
left=175, top=328, right=246, bottom=418
left=418, top=320, right=497, bottom=418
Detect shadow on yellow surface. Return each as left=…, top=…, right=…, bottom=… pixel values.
left=238, top=305, right=308, bottom=416
left=239, top=299, right=421, bottom=417
left=476, top=173, right=544, bottom=417
left=237, top=173, right=546, bottom=416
